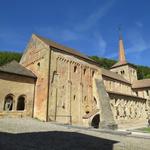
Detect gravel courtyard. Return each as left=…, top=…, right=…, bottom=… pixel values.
left=0, top=117, right=150, bottom=150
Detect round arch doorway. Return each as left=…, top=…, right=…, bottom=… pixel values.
left=91, top=114, right=100, bottom=128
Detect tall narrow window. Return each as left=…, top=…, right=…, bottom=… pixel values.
left=17, top=96, right=25, bottom=111
left=146, top=90, right=149, bottom=96
left=74, top=66, right=77, bottom=73
left=136, top=91, right=138, bottom=96
left=4, top=94, right=13, bottom=111
left=73, top=95, right=76, bottom=101
left=92, top=71, right=95, bottom=77
left=37, top=62, right=40, bottom=70
left=121, top=70, right=125, bottom=74
left=83, top=68, right=86, bottom=75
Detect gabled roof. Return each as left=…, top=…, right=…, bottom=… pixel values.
left=132, top=79, right=150, bottom=89
left=111, top=61, right=136, bottom=69
left=101, top=68, right=131, bottom=84
left=0, top=60, right=36, bottom=78
left=111, top=61, right=128, bottom=68
left=34, top=34, right=96, bottom=64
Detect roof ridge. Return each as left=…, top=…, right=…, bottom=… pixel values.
left=33, top=34, right=97, bottom=64
left=101, top=68, right=131, bottom=84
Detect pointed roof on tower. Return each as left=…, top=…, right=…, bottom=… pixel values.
left=111, top=30, right=128, bottom=68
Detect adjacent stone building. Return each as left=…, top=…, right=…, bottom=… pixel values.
left=0, top=61, right=36, bottom=118
left=0, top=33, right=149, bottom=129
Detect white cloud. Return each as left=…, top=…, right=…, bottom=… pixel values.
left=75, top=0, right=115, bottom=32
left=135, top=21, right=143, bottom=28
left=126, top=29, right=149, bottom=53
left=34, top=1, right=116, bottom=56
left=95, top=35, right=107, bottom=56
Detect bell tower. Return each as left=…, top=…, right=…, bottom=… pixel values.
left=110, top=31, right=137, bottom=83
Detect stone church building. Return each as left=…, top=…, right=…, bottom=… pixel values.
left=0, top=33, right=150, bottom=129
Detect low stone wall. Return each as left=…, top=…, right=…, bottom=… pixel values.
left=108, top=92, right=148, bottom=125
left=0, top=111, right=28, bottom=118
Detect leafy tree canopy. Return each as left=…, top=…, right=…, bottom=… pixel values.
left=0, top=51, right=22, bottom=66
left=90, top=56, right=150, bottom=80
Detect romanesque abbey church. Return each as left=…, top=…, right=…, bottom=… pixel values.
left=0, top=33, right=150, bottom=129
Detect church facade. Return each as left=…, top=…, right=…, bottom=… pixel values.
left=0, top=34, right=149, bottom=129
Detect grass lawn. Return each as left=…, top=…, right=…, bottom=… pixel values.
left=139, top=127, right=150, bottom=133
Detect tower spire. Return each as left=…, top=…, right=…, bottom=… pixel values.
left=118, top=28, right=126, bottom=63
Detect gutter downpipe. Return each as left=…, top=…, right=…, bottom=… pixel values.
left=46, top=46, right=52, bottom=121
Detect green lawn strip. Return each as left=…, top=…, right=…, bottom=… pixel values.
left=142, top=127, right=150, bottom=132
left=138, top=127, right=150, bottom=133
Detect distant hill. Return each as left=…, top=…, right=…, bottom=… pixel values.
left=0, top=51, right=22, bottom=66
left=0, top=52, right=149, bottom=80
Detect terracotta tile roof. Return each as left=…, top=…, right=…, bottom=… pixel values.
left=101, top=68, right=131, bottom=84
left=132, top=79, right=150, bottom=89
left=82, top=109, right=100, bottom=119
left=34, top=34, right=97, bottom=64
left=0, top=60, right=36, bottom=78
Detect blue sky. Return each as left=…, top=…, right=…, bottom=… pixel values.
left=0, top=0, right=150, bottom=66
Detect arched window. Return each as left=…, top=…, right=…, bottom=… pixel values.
left=92, top=71, right=95, bottom=77
left=83, top=68, right=86, bottom=75
left=121, top=70, right=125, bottom=75
left=73, top=95, right=76, bottom=101
left=4, top=94, right=13, bottom=111
left=74, top=66, right=77, bottom=73
left=17, top=96, right=25, bottom=111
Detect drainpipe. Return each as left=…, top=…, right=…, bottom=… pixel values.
left=46, top=46, right=52, bottom=121
left=32, top=78, right=36, bottom=118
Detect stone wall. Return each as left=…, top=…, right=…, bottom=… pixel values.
left=133, top=88, right=150, bottom=99
left=20, top=35, right=50, bottom=121
left=0, top=72, right=35, bottom=117
left=48, top=49, right=99, bottom=125
left=109, top=93, right=148, bottom=124
left=103, top=76, right=132, bottom=95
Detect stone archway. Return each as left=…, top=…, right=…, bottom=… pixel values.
left=91, top=114, right=100, bottom=128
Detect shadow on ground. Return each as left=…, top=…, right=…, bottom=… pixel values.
left=0, top=131, right=118, bottom=150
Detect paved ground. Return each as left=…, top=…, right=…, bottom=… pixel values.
left=118, top=120, right=148, bottom=130
left=0, top=118, right=150, bottom=150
